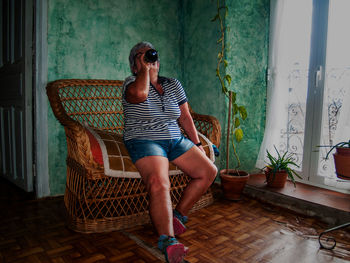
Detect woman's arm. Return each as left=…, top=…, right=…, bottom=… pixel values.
left=125, top=53, right=150, bottom=104
left=178, top=102, right=205, bottom=152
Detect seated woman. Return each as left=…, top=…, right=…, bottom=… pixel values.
left=123, top=41, right=217, bottom=263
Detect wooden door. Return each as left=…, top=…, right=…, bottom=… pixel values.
left=0, top=0, right=33, bottom=191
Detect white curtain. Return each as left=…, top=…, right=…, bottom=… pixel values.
left=256, top=0, right=313, bottom=169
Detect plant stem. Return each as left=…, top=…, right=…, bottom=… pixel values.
left=214, top=0, right=243, bottom=170
left=226, top=91, right=232, bottom=171
left=216, top=0, right=226, bottom=95
left=231, top=131, right=241, bottom=169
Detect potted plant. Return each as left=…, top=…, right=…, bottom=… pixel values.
left=212, top=0, right=249, bottom=200
left=264, top=146, right=302, bottom=188
left=324, top=140, right=350, bottom=180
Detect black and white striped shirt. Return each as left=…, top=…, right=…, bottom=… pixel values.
left=122, top=76, right=188, bottom=141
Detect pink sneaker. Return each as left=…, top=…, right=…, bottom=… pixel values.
left=158, top=235, right=189, bottom=263
left=173, top=210, right=188, bottom=236
left=173, top=216, right=187, bottom=236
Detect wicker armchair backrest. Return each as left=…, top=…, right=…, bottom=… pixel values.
left=47, top=79, right=125, bottom=134
left=47, top=79, right=221, bottom=147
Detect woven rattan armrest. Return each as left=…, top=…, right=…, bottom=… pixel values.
left=46, top=80, right=117, bottom=177
left=190, top=109, right=221, bottom=147
left=62, top=121, right=105, bottom=180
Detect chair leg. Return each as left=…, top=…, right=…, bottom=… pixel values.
left=318, top=222, right=350, bottom=250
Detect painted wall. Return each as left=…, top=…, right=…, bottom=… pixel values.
left=47, top=0, right=269, bottom=195
left=225, top=0, right=269, bottom=171
left=182, top=0, right=269, bottom=173
left=182, top=0, right=226, bottom=170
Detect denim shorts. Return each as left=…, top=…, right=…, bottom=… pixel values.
left=124, top=135, right=195, bottom=163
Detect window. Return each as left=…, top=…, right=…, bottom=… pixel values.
left=257, top=0, right=350, bottom=193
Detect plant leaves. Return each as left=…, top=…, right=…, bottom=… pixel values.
left=238, top=106, right=247, bottom=120
left=230, top=92, right=236, bottom=104
left=235, top=128, right=243, bottom=142
left=224, top=59, right=228, bottom=67
left=265, top=146, right=302, bottom=183
left=225, top=74, right=232, bottom=85
left=232, top=103, right=238, bottom=115
left=234, top=117, right=240, bottom=128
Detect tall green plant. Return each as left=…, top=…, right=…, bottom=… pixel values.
left=212, top=0, right=247, bottom=170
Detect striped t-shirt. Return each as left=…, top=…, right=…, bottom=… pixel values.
left=122, top=76, right=188, bottom=141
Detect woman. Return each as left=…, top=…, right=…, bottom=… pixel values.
left=123, top=42, right=217, bottom=263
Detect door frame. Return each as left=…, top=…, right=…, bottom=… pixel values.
left=34, top=0, right=50, bottom=197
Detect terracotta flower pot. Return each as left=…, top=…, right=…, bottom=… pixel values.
left=264, top=168, right=288, bottom=188
left=333, top=147, right=350, bottom=180
left=220, top=169, right=250, bottom=201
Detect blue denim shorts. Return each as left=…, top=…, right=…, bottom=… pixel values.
left=124, top=135, right=195, bottom=163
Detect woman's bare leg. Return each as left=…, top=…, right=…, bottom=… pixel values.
left=171, top=146, right=217, bottom=216
left=135, top=156, right=174, bottom=236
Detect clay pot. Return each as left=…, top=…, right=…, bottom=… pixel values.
left=220, top=169, right=250, bottom=201
left=333, top=147, right=350, bottom=180
left=264, top=168, right=288, bottom=188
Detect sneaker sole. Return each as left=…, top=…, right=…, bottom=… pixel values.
left=173, top=217, right=187, bottom=236
left=166, top=243, right=188, bottom=263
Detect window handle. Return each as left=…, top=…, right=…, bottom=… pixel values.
left=315, top=66, right=323, bottom=88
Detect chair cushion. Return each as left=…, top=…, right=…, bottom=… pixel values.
left=84, top=125, right=215, bottom=178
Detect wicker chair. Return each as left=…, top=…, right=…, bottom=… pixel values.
left=46, top=79, right=221, bottom=233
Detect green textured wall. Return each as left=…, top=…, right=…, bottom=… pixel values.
left=224, top=0, right=269, bottom=171
left=183, top=0, right=269, bottom=173
left=47, top=0, right=269, bottom=195
left=182, top=0, right=226, bottom=170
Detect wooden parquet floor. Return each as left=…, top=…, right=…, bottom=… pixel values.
left=0, top=182, right=349, bottom=263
